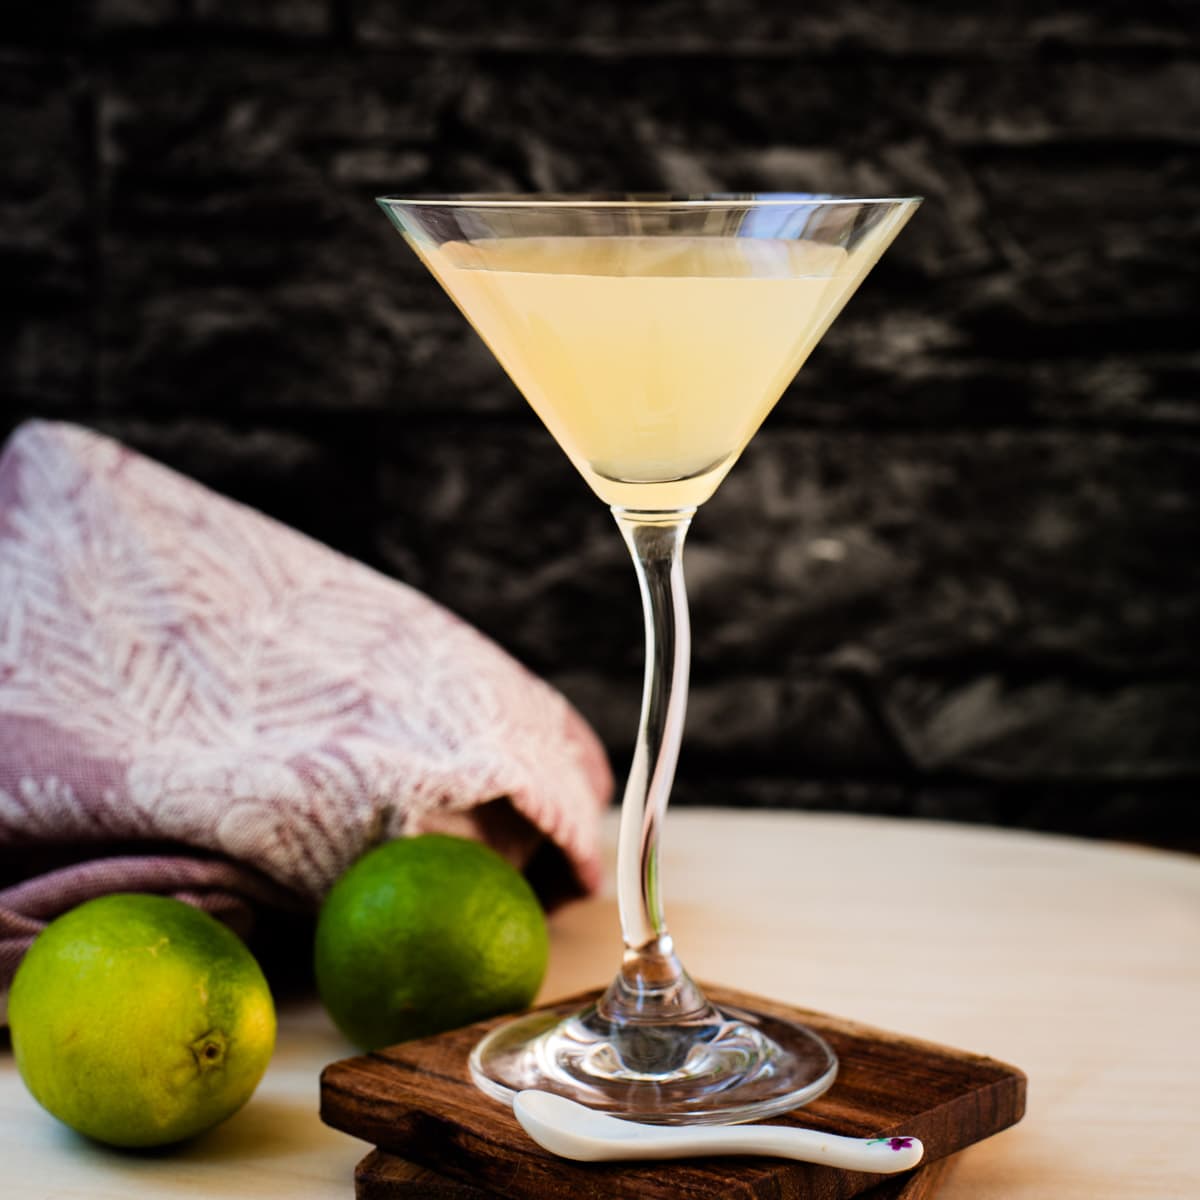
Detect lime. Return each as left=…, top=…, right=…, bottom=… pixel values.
left=9, top=894, right=276, bottom=1148
left=315, top=834, right=548, bottom=1050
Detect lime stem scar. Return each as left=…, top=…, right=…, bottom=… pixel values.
left=191, top=1031, right=227, bottom=1069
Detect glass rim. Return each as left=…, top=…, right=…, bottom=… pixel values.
left=376, top=192, right=924, bottom=209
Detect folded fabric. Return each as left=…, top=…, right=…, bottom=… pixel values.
left=0, top=421, right=612, bottom=1014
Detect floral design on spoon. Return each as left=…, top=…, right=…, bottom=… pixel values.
left=868, top=1135, right=916, bottom=1151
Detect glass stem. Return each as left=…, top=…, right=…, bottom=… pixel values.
left=604, top=507, right=709, bottom=1023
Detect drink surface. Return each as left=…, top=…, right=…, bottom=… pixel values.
left=418, top=235, right=876, bottom=509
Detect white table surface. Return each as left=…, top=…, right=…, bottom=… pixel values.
left=2, top=809, right=1198, bottom=1199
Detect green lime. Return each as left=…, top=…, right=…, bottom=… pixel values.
left=315, top=834, right=548, bottom=1050
left=9, top=894, right=276, bottom=1148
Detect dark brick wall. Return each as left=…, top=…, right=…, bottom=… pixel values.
left=2, top=2, right=1198, bottom=848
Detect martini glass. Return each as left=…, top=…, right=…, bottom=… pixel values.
left=377, top=194, right=920, bottom=1124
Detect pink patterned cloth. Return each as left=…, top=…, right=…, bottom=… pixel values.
left=0, top=421, right=612, bottom=1015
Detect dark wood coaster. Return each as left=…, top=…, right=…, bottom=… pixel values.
left=354, top=1152, right=494, bottom=1198
left=321, top=984, right=1025, bottom=1200
left=352, top=1148, right=958, bottom=1199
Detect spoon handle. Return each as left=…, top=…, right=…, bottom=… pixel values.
left=638, top=1125, right=924, bottom=1173
left=681, top=1123, right=921, bottom=1171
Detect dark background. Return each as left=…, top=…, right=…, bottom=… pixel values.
left=2, top=2, right=1198, bottom=849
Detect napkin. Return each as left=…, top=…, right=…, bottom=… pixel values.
left=0, top=421, right=612, bottom=1011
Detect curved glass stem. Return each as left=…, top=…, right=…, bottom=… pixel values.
left=469, top=500, right=833, bottom=1107
left=603, top=507, right=707, bottom=1023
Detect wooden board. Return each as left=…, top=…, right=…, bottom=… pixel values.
left=354, top=1152, right=494, bottom=1199
left=353, top=1149, right=957, bottom=1200
left=321, top=985, right=1025, bottom=1200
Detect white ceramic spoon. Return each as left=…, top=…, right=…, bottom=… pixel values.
left=513, top=1090, right=924, bottom=1173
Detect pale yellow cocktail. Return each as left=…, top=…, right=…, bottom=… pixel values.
left=416, top=234, right=889, bottom=509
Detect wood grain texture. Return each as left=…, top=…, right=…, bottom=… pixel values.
left=355, top=1151, right=494, bottom=1198
left=322, top=985, right=1024, bottom=1200
left=353, top=1149, right=957, bottom=1200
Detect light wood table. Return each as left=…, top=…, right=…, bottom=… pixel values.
left=2, top=810, right=1197, bottom=1198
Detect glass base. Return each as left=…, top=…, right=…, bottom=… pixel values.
left=468, top=997, right=838, bottom=1125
